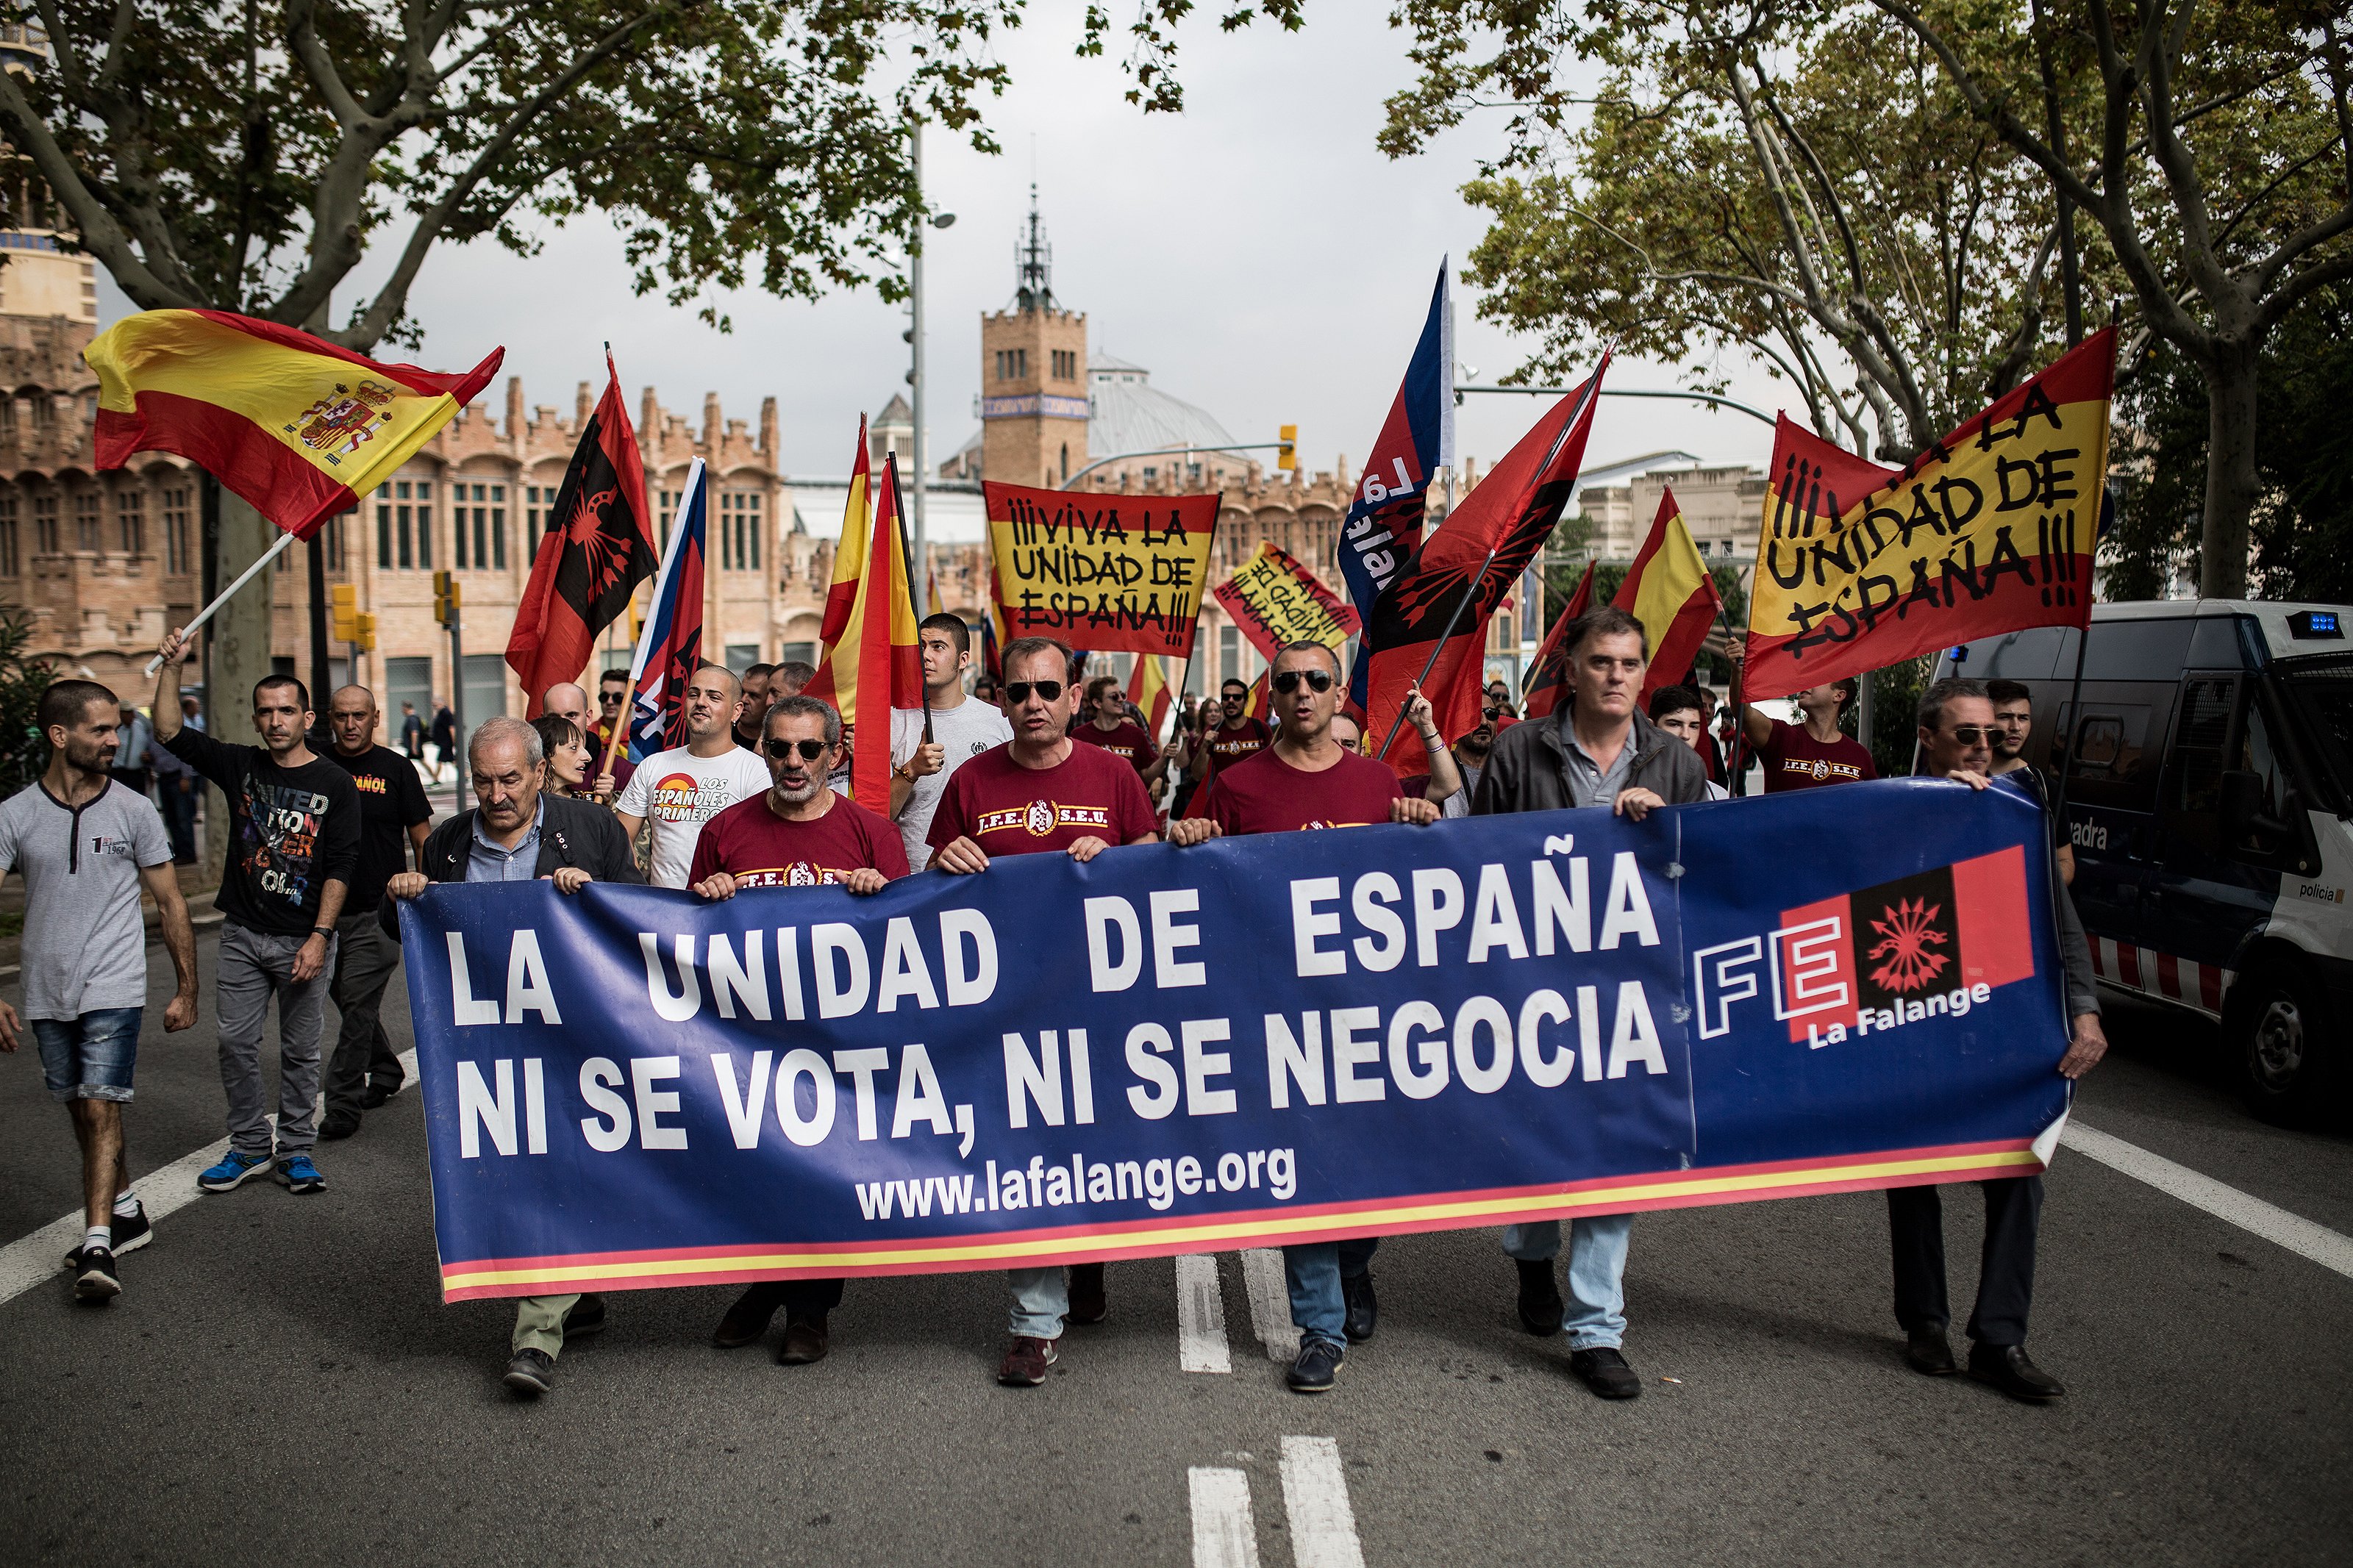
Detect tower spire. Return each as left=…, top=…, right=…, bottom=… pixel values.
left=1015, top=182, right=1054, bottom=312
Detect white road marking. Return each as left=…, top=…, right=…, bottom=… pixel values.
left=1188, top=1466, right=1260, bottom=1568
left=2062, top=1119, right=2353, bottom=1281
left=1175, top=1253, right=1232, bottom=1374
left=0, top=1048, right=418, bottom=1307
left=1279, top=1436, right=1367, bottom=1568
left=1240, top=1247, right=1299, bottom=1362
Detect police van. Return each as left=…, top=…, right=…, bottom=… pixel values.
left=1940, top=601, right=2352, bottom=1123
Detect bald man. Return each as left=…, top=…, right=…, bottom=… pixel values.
left=542, top=683, right=590, bottom=731
left=613, top=663, right=771, bottom=887
left=318, top=685, right=434, bottom=1139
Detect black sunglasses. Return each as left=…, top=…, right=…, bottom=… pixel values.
left=1271, top=669, right=1335, bottom=695
left=1004, top=679, right=1064, bottom=704
left=763, top=737, right=831, bottom=760
left=1946, top=726, right=1995, bottom=745
left=599, top=692, right=624, bottom=704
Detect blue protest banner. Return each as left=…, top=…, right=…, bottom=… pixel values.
left=398, top=778, right=2072, bottom=1301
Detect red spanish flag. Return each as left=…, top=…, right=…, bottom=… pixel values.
left=1746, top=329, right=2114, bottom=702
left=1613, top=487, right=1723, bottom=703
left=85, top=309, right=501, bottom=540
left=1126, top=654, right=1174, bottom=740
left=806, top=445, right=924, bottom=815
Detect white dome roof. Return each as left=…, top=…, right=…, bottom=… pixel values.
left=1085, top=352, right=1236, bottom=457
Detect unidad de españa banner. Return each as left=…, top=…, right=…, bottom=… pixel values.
left=1213, top=542, right=1362, bottom=661
left=399, top=779, right=2072, bottom=1302
left=1744, top=329, right=2115, bottom=703
left=983, top=482, right=1218, bottom=656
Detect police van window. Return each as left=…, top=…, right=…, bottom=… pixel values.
left=2231, top=701, right=2296, bottom=861
left=2053, top=689, right=2166, bottom=813
left=2082, top=618, right=2193, bottom=681
left=1967, top=626, right=2065, bottom=680
left=2185, top=615, right=2251, bottom=669
left=2276, top=661, right=2353, bottom=815
left=2160, top=675, right=2237, bottom=854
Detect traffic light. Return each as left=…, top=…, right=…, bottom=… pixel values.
left=351, top=612, right=378, bottom=653
left=329, top=583, right=357, bottom=642
left=1277, top=424, right=1297, bottom=472
left=432, top=570, right=460, bottom=626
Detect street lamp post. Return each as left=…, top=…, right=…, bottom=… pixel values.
left=908, top=125, right=954, bottom=615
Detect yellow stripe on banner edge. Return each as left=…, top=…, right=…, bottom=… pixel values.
left=439, top=1149, right=2039, bottom=1292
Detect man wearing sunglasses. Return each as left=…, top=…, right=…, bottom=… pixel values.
left=1169, top=640, right=1440, bottom=1393
left=1895, top=677, right=2104, bottom=1401
left=687, top=694, right=907, bottom=1366
left=1186, top=676, right=1271, bottom=789
left=889, top=615, right=1012, bottom=871
left=1071, top=674, right=1163, bottom=781
left=1472, top=606, right=1708, bottom=1401
left=926, top=636, right=1161, bottom=1388
left=615, top=664, right=772, bottom=889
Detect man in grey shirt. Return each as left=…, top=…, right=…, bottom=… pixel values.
left=0, top=679, right=199, bottom=1303
left=890, top=613, right=1013, bottom=870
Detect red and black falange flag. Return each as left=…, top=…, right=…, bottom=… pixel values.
left=507, top=354, right=661, bottom=715
left=1520, top=558, right=1594, bottom=722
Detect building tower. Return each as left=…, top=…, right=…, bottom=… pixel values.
left=979, top=187, right=1088, bottom=488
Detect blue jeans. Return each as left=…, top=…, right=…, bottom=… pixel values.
left=33, top=1008, right=143, bottom=1102
left=1502, top=1216, right=1634, bottom=1350
left=1283, top=1237, right=1379, bottom=1347
left=1007, top=1267, right=1068, bottom=1339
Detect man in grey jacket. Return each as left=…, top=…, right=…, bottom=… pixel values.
left=1472, top=605, right=1708, bottom=1399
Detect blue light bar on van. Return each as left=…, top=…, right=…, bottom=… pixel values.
left=2286, top=610, right=2343, bottom=640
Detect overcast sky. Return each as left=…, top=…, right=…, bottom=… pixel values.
left=105, top=7, right=1788, bottom=485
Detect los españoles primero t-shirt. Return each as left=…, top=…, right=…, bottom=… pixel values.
left=926, top=740, right=1159, bottom=860
left=688, top=790, right=910, bottom=887
left=616, top=742, right=775, bottom=888
left=1204, top=746, right=1405, bottom=834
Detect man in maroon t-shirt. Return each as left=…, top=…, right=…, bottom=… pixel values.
left=688, top=694, right=907, bottom=1367
left=1171, top=642, right=1439, bottom=1393
left=1187, top=677, right=1271, bottom=786
left=1071, top=674, right=1168, bottom=787
left=928, top=637, right=1160, bottom=1389
left=1730, top=659, right=1878, bottom=792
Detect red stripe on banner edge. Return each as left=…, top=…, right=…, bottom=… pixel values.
left=95, top=396, right=351, bottom=540
left=435, top=1138, right=2043, bottom=1300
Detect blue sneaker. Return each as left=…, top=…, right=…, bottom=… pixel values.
left=199, top=1149, right=274, bottom=1192
left=276, top=1153, right=326, bottom=1195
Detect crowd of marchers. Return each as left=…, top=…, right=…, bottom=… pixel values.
left=1, top=607, right=2104, bottom=1406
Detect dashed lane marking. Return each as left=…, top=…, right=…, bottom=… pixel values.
left=2063, top=1118, right=2353, bottom=1281
left=1188, top=1466, right=1260, bottom=1568
left=1176, top=1252, right=1232, bottom=1374
left=1240, top=1248, right=1299, bottom=1363
left=0, top=1049, right=418, bottom=1308
left=1279, top=1436, right=1367, bottom=1568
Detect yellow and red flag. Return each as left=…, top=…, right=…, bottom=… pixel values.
left=1612, top=487, right=1722, bottom=703
left=1745, top=329, right=2114, bottom=702
left=1211, top=542, right=1361, bottom=662
left=807, top=440, right=923, bottom=814
left=1126, top=654, right=1175, bottom=740
left=85, top=309, right=500, bottom=540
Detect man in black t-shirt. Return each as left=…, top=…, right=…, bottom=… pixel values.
left=154, top=631, right=362, bottom=1194
left=318, top=686, right=434, bottom=1141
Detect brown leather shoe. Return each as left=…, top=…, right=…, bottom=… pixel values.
left=997, top=1334, right=1059, bottom=1386
left=776, top=1314, right=829, bottom=1365
left=713, top=1283, right=785, bottom=1348
left=1067, top=1262, right=1108, bottom=1325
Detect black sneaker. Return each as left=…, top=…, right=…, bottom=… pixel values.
left=63, top=1208, right=150, bottom=1269
left=318, top=1109, right=362, bottom=1141
left=1341, top=1271, right=1378, bottom=1343
left=503, top=1348, right=554, bottom=1397
left=71, top=1245, right=120, bottom=1303
left=1287, top=1339, right=1344, bottom=1393
left=1067, top=1261, right=1108, bottom=1325
left=1568, top=1346, right=1643, bottom=1400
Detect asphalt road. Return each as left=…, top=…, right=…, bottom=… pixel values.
left=1, top=934, right=2347, bottom=1567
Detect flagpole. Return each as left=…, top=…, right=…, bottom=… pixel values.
left=1375, top=360, right=1608, bottom=762
left=600, top=457, right=703, bottom=778
left=145, top=529, right=300, bottom=676
left=885, top=454, right=932, bottom=746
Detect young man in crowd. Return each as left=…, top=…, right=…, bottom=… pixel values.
left=731, top=663, right=776, bottom=752
left=0, top=680, right=199, bottom=1301
left=890, top=613, right=1012, bottom=871
left=773, top=660, right=816, bottom=699
left=1731, top=661, right=1877, bottom=791
left=317, top=686, right=435, bottom=1142
left=615, top=663, right=771, bottom=889
left=590, top=669, right=640, bottom=796
left=926, top=636, right=1160, bottom=1388
left=1071, top=674, right=1165, bottom=784
left=690, top=695, right=908, bottom=1364
left=1983, top=677, right=2074, bottom=883
left=1649, top=685, right=1732, bottom=801
left=1187, top=677, right=1271, bottom=789
left=383, top=716, right=641, bottom=1397
left=1402, top=693, right=1493, bottom=817
left=1170, top=642, right=1440, bottom=1392
left=154, top=630, right=360, bottom=1196
left=1900, top=678, right=2105, bottom=1400
left=1472, top=606, right=1708, bottom=1400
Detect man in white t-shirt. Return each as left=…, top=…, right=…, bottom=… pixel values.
left=615, top=663, right=773, bottom=887
left=890, top=614, right=1012, bottom=870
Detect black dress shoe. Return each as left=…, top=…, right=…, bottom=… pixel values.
left=503, top=1348, right=554, bottom=1397
left=1067, top=1261, right=1108, bottom=1325
left=1968, top=1342, right=2065, bottom=1401
left=1341, top=1271, right=1378, bottom=1343
left=318, top=1109, right=362, bottom=1141
left=714, top=1283, right=785, bottom=1347
left=1516, top=1259, right=1564, bottom=1336
left=776, top=1314, right=830, bottom=1365
left=1905, top=1327, right=1957, bottom=1375
left=357, top=1084, right=393, bottom=1110
left=1568, top=1346, right=1643, bottom=1400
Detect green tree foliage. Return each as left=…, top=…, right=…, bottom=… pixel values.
left=0, top=609, right=56, bottom=797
